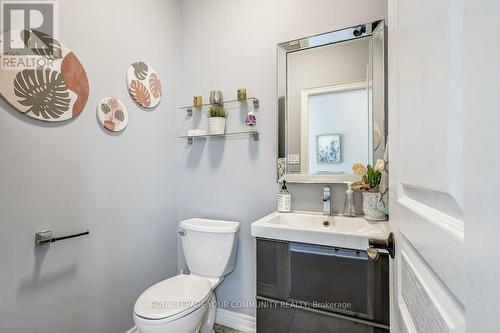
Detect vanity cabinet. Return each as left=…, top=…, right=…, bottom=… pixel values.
left=256, top=238, right=389, bottom=333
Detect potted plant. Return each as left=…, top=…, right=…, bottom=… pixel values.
left=352, top=160, right=387, bottom=221
left=207, top=106, right=228, bottom=135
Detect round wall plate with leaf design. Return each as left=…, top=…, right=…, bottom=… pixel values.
left=96, top=97, right=128, bottom=132
left=126, top=61, right=161, bottom=108
left=0, top=29, right=89, bottom=122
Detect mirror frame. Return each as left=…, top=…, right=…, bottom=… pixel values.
left=276, top=20, right=386, bottom=184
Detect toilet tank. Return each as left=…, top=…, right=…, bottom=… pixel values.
left=180, top=218, right=240, bottom=278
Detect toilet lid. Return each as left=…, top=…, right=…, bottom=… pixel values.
left=134, top=275, right=211, bottom=320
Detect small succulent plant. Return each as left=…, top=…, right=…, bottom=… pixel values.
left=363, top=165, right=382, bottom=189
left=207, top=106, right=228, bottom=118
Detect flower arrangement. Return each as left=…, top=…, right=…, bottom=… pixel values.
left=352, top=159, right=385, bottom=192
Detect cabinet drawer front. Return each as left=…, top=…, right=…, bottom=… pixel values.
left=257, top=238, right=389, bottom=325
left=257, top=298, right=389, bottom=333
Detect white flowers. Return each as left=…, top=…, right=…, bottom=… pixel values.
left=352, top=160, right=384, bottom=176
left=352, top=163, right=368, bottom=177
left=375, top=159, right=385, bottom=172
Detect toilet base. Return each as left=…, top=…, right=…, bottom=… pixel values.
left=199, top=294, right=217, bottom=333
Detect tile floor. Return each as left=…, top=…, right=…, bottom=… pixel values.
left=214, top=324, right=244, bottom=333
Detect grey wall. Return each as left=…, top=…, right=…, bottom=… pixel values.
left=0, top=0, right=179, bottom=332
left=178, top=0, right=387, bottom=317
left=0, top=1, right=387, bottom=331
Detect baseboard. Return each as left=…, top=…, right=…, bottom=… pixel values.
left=216, top=308, right=256, bottom=333
left=125, top=309, right=256, bottom=333
left=125, top=327, right=139, bottom=333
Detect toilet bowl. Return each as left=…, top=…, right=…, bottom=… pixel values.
left=133, top=218, right=239, bottom=333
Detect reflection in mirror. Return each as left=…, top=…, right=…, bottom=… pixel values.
left=301, top=82, right=369, bottom=174
left=277, top=21, right=386, bottom=183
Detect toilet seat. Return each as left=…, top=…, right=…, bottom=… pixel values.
left=134, top=274, right=212, bottom=323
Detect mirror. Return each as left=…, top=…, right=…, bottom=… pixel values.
left=277, top=20, right=386, bottom=183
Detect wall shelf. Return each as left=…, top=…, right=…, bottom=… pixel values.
left=179, top=97, right=259, bottom=116
left=179, top=130, right=259, bottom=145
left=278, top=173, right=359, bottom=184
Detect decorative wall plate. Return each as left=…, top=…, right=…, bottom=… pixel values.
left=126, top=61, right=161, bottom=108
left=0, top=29, right=89, bottom=122
left=96, top=97, right=128, bottom=132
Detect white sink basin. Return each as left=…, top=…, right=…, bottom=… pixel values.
left=251, top=211, right=390, bottom=250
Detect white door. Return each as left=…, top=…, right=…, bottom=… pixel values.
left=389, top=0, right=500, bottom=332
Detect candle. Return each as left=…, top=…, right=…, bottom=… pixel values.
left=237, top=88, right=247, bottom=101
left=193, top=96, right=202, bottom=107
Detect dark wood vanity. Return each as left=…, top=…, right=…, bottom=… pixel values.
left=256, top=238, right=389, bottom=333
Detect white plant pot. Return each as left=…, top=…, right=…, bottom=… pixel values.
left=362, top=192, right=388, bottom=221
left=208, top=117, right=226, bottom=135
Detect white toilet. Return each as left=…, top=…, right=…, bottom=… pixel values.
left=133, top=218, right=240, bottom=333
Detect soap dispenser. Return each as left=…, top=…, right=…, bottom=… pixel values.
left=342, top=184, right=357, bottom=217
left=277, top=181, right=291, bottom=213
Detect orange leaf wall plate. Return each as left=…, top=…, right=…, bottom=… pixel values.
left=126, top=61, right=161, bottom=108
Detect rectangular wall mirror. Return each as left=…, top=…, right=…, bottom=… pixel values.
left=277, top=20, right=386, bottom=183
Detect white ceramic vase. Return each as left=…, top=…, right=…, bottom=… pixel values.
left=362, top=192, right=388, bottom=221
left=208, top=117, right=226, bottom=135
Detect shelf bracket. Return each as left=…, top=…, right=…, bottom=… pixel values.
left=186, top=108, right=193, bottom=116
left=187, top=137, right=194, bottom=145
left=252, top=132, right=259, bottom=141
left=253, top=99, right=260, bottom=109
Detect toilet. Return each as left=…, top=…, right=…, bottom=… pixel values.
left=133, top=218, right=240, bottom=333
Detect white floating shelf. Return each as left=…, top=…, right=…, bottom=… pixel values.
left=179, top=130, right=259, bottom=145
left=278, top=173, right=359, bottom=184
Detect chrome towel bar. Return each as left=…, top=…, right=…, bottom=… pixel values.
left=35, top=230, right=90, bottom=246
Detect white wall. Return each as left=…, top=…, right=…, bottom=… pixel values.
left=0, top=1, right=179, bottom=332
left=178, top=0, right=387, bottom=317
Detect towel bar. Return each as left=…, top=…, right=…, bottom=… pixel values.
left=35, top=230, right=90, bottom=246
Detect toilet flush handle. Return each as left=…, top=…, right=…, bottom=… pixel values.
left=178, top=229, right=186, bottom=236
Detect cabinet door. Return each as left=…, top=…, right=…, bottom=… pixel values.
left=256, top=239, right=389, bottom=325
left=289, top=243, right=389, bottom=325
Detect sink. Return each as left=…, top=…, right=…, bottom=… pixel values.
left=251, top=211, right=390, bottom=250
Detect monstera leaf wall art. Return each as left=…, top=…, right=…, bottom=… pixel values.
left=126, top=61, right=161, bottom=109
left=96, top=97, right=128, bottom=132
left=0, top=29, right=89, bottom=122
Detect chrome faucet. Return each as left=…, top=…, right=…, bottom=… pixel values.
left=322, top=186, right=331, bottom=215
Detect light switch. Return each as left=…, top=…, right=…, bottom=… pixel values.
left=288, top=154, right=300, bottom=165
